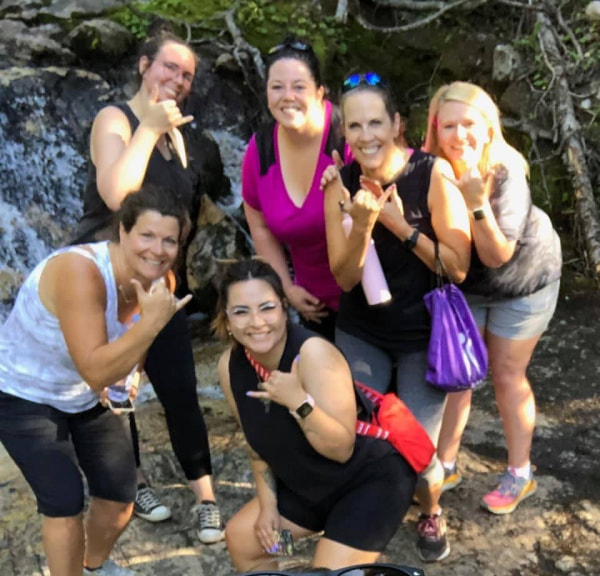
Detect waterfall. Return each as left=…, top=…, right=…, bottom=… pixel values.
left=208, top=128, right=247, bottom=210
left=0, top=69, right=97, bottom=320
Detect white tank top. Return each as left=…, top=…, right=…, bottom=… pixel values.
left=0, top=242, right=128, bottom=413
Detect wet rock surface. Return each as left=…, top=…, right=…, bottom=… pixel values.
left=1, top=291, right=599, bottom=576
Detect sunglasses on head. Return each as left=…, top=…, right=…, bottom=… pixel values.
left=342, top=72, right=387, bottom=94
left=238, top=563, right=424, bottom=576
left=268, top=41, right=310, bottom=55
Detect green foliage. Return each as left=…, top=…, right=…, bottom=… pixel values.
left=235, top=1, right=345, bottom=62
left=112, top=8, right=151, bottom=39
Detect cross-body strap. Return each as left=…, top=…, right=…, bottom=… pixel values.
left=243, top=348, right=391, bottom=440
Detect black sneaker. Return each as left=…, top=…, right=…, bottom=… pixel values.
left=417, top=511, right=450, bottom=562
left=134, top=484, right=172, bottom=523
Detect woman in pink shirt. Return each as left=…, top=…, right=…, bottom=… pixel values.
left=242, top=37, right=345, bottom=341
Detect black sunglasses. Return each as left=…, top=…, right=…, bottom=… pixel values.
left=238, top=563, right=424, bottom=576
left=342, top=72, right=387, bottom=94
left=268, top=41, right=310, bottom=55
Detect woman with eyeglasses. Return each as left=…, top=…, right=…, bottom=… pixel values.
left=424, top=82, right=561, bottom=514
left=242, top=36, right=347, bottom=342
left=0, top=185, right=190, bottom=576
left=71, top=32, right=224, bottom=543
left=213, top=259, right=416, bottom=572
left=322, top=73, right=471, bottom=563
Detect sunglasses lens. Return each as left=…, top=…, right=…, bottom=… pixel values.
left=342, top=72, right=386, bottom=93
left=343, top=74, right=361, bottom=90
left=268, top=41, right=309, bottom=55
left=268, top=43, right=283, bottom=55
left=364, top=72, right=382, bottom=86
left=291, top=41, right=308, bottom=51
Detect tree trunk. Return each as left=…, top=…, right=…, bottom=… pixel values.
left=335, top=0, right=348, bottom=22
left=536, top=10, right=600, bottom=277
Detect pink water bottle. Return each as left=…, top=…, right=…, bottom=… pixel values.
left=342, top=214, right=391, bottom=305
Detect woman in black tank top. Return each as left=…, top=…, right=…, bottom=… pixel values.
left=72, top=32, right=223, bottom=543
left=213, top=259, right=415, bottom=572
left=322, top=73, right=471, bottom=563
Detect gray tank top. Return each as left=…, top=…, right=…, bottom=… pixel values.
left=0, top=242, right=127, bottom=413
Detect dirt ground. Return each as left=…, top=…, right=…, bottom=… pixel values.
left=1, top=284, right=599, bottom=576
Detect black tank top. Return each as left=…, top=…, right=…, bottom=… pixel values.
left=229, top=324, right=396, bottom=504
left=337, top=150, right=437, bottom=353
left=73, top=103, right=194, bottom=244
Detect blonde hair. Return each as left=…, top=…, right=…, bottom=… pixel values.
left=423, top=81, right=528, bottom=177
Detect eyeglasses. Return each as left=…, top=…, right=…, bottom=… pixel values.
left=268, top=41, right=310, bottom=55
left=225, top=301, right=282, bottom=326
left=239, top=563, right=424, bottom=576
left=342, top=72, right=387, bottom=94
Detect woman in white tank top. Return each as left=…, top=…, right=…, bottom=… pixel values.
left=0, top=184, right=190, bottom=576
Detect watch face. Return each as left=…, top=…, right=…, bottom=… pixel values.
left=296, top=401, right=314, bottom=419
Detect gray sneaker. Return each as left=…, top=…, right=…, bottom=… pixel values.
left=134, top=484, right=172, bottom=523
left=83, top=558, right=135, bottom=576
left=442, top=462, right=463, bottom=493
left=192, top=500, right=225, bottom=544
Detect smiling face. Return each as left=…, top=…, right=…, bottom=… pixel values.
left=266, top=57, right=324, bottom=132
left=436, top=100, right=491, bottom=175
left=225, top=279, right=287, bottom=359
left=120, top=210, right=180, bottom=283
left=140, top=40, right=196, bottom=104
left=342, top=89, right=400, bottom=181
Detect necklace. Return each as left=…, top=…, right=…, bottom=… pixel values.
left=112, top=244, right=136, bottom=305
left=118, top=283, right=134, bottom=304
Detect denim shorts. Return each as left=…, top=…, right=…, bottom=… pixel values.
left=466, top=279, right=560, bottom=340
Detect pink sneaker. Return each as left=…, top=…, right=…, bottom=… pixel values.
left=481, top=469, right=537, bottom=515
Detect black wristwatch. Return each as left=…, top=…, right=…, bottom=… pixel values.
left=290, top=394, right=315, bottom=420
left=472, top=207, right=486, bottom=221
left=403, top=229, right=420, bottom=251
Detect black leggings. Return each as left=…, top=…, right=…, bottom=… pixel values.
left=130, top=308, right=212, bottom=481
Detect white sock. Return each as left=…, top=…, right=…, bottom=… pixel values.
left=508, top=463, right=531, bottom=479
left=441, top=459, right=456, bottom=471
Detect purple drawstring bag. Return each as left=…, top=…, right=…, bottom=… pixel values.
left=424, top=244, right=488, bottom=392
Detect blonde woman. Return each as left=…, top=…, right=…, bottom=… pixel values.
left=424, top=81, right=561, bottom=514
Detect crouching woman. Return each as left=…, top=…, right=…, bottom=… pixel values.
left=213, top=259, right=416, bottom=572
left=0, top=184, right=190, bottom=576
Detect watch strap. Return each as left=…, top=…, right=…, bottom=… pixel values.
left=403, top=229, right=420, bottom=251
left=290, top=394, right=315, bottom=420
left=472, top=207, right=486, bottom=221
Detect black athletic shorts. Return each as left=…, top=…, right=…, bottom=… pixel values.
left=277, top=452, right=416, bottom=552
left=0, top=390, right=136, bottom=517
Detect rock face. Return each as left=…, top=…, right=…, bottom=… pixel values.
left=0, top=8, right=256, bottom=318
left=186, top=196, right=250, bottom=314
left=66, top=19, right=135, bottom=64
left=493, top=44, right=521, bottom=82
left=0, top=65, right=109, bottom=315
left=586, top=1, right=600, bottom=20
